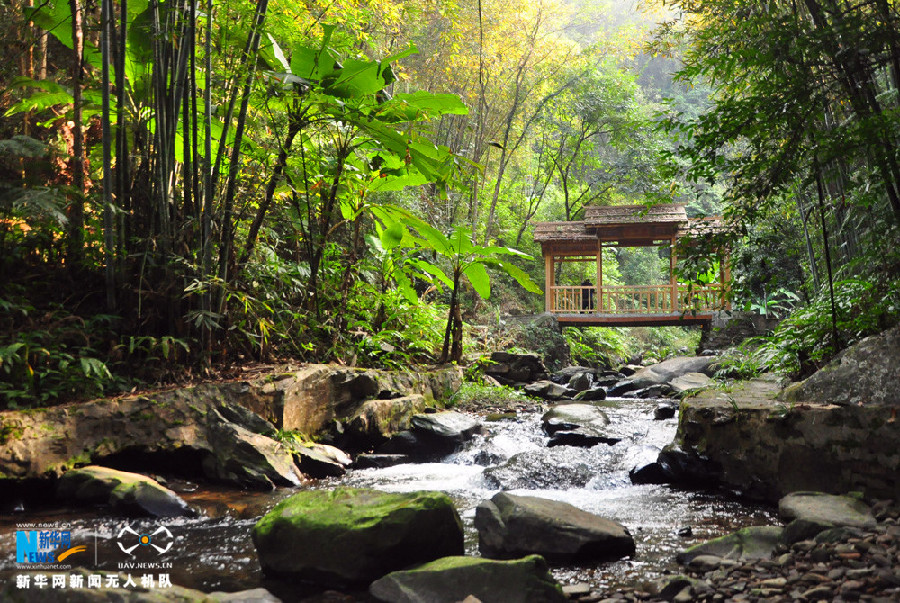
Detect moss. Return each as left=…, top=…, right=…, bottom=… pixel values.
left=0, top=424, right=24, bottom=444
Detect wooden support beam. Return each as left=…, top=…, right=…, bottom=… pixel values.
left=670, top=237, right=677, bottom=312
left=544, top=252, right=553, bottom=312
left=596, top=240, right=603, bottom=312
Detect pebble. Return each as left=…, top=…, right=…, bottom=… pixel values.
left=581, top=498, right=900, bottom=603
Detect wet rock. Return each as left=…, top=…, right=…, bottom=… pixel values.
left=782, top=517, right=837, bottom=544
left=656, top=443, right=721, bottom=488
left=203, top=409, right=303, bottom=489
left=629, top=460, right=670, bottom=485
left=56, top=466, right=194, bottom=518
left=677, top=526, right=784, bottom=565
left=542, top=404, right=621, bottom=447
left=369, top=554, right=567, bottom=603
left=653, top=402, right=678, bottom=420
left=524, top=380, right=569, bottom=400
left=483, top=448, right=599, bottom=490
left=779, top=492, right=877, bottom=529
left=569, top=372, right=594, bottom=392
left=623, top=384, right=674, bottom=399
left=352, top=454, right=410, bottom=469
left=409, top=411, right=482, bottom=455
left=484, top=352, right=549, bottom=385
left=573, top=387, right=608, bottom=402
left=292, top=443, right=352, bottom=478
left=542, top=404, right=610, bottom=435
left=209, top=588, right=282, bottom=602
left=252, top=487, right=464, bottom=585
left=551, top=366, right=596, bottom=384
left=475, top=492, right=635, bottom=562
left=630, top=356, right=715, bottom=389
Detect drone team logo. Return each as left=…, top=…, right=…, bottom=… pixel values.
left=116, top=525, right=174, bottom=556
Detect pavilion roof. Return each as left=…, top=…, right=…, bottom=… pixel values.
left=583, top=203, right=687, bottom=228
left=532, top=221, right=595, bottom=243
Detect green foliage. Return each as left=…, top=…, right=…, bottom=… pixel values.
left=564, top=327, right=630, bottom=368
left=749, top=277, right=900, bottom=377
left=449, top=382, right=527, bottom=410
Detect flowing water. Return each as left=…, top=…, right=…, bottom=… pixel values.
left=0, top=398, right=775, bottom=599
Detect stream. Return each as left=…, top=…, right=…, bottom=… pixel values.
left=0, top=398, right=775, bottom=599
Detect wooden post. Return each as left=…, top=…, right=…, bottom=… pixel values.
left=544, top=249, right=554, bottom=312
left=669, top=237, right=677, bottom=312
left=596, top=239, right=603, bottom=312
left=723, top=253, right=732, bottom=310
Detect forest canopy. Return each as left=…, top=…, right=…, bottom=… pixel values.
left=0, top=0, right=897, bottom=405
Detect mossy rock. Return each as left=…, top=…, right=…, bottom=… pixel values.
left=676, top=525, right=783, bottom=564
left=57, top=466, right=194, bottom=518
left=252, top=487, right=464, bottom=585
left=369, top=554, right=567, bottom=603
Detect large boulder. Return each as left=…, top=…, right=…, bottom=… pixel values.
left=669, top=372, right=711, bottom=394
left=524, top=380, right=569, bottom=401
left=56, top=466, right=194, bottom=518
left=483, top=352, right=549, bottom=385
left=0, top=386, right=302, bottom=489
left=541, top=404, right=621, bottom=447
left=343, top=395, right=426, bottom=448
left=292, top=443, right=352, bottom=478
left=624, top=356, right=714, bottom=391
left=676, top=526, right=784, bottom=565
left=369, top=555, right=567, bottom=603
left=674, top=372, right=900, bottom=501
left=782, top=325, right=900, bottom=407
left=251, top=487, right=464, bottom=585
left=778, top=491, right=876, bottom=529
left=475, top=492, right=635, bottom=562
left=407, top=411, right=482, bottom=456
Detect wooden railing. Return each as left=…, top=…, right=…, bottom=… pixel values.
left=550, top=284, right=728, bottom=315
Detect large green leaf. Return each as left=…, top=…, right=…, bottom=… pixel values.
left=327, top=59, right=384, bottom=99
left=408, top=259, right=453, bottom=289
left=496, top=260, right=542, bottom=294
left=378, top=92, right=469, bottom=122
left=463, top=262, right=491, bottom=299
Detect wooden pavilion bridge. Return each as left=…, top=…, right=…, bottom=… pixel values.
left=533, top=204, right=730, bottom=327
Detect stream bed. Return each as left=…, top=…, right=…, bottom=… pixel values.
left=0, top=398, right=775, bottom=599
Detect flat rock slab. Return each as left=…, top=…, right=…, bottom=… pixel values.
left=369, top=555, right=567, bottom=603
left=56, top=465, right=194, bottom=518
left=669, top=372, right=711, bottom=394
left=474, top=492, right=635, bottom=561
left=524, top=380, right=569, bottom=401
left=251, top=487, right=463, bottom=585
left=292, top=443, right=352, bottom=478
left=677, top=526, right=784, bottom=565
left=779, top=491, right=876, bottom=529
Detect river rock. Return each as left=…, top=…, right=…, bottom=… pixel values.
left=551, top=366, right=595, bottom=384
left=352, top=454, right=410, bottom=469
left=627, top=446, right=669, bottom=485
left=782, top=324, right=900, bottom=406
left=656, top=443, right=721, bottom=488
left=573, top=387, right=607, bottom=401
left=292, top=443, right=352, bottom=478
left=669, top=372, right=711, bottom=394
left=369, top=554, right=567, bottom=603
left=614, top=356, right=714, bottom=395
left=778, top=491, right=876, bottom=528
left=56, top=466, right=194, bottom=518
left=568, top=372, right=594, bottom=391
left=203, top=409, right=303, bottom=489
left=524, top=380, right=569, bottom=400
left=654, top=401, right=678, bottom=420
left=483, top=448, right=600, bottom=490
left=252, top=487, right=464, bottom=585
left=475, top=492, right=636, bottom=561
left=484, top=352, right=549, bottom=385
left=677, top=526, right=784, bottom=564
left=410, top=411, right=482, bottom=454
left=674, top=372, right=900, bottom=501
left=541, top=404, right=621, bottom=447
left=344, top=395, right=426, bottom=447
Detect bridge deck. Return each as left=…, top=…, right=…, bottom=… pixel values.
left=555, top=312, right=714, bottom=327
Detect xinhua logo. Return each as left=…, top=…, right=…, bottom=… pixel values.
left=117, top=525, right=174, bottom=556
left=16, top=530, right=86, bottom=564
